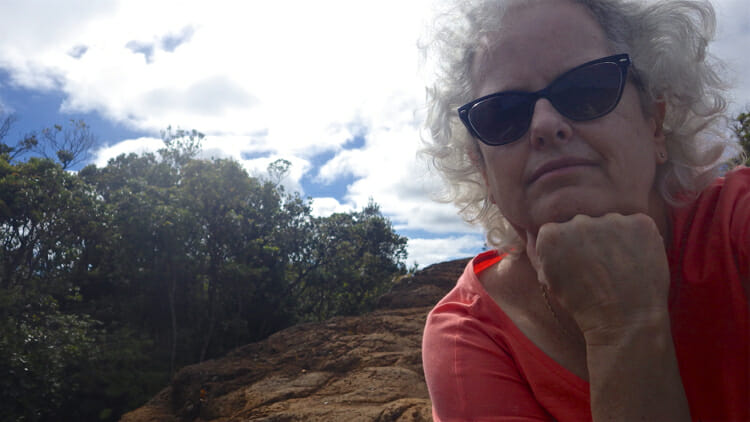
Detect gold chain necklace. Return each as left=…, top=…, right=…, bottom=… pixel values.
left=538, top=282, right=582, bottom=342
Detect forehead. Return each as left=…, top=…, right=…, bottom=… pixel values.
left=472, top=0, right=611, bottom=95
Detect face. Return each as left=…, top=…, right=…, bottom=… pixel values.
left=474, top=0, right=667, bottom=236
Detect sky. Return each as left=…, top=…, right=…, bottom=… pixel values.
left=0, top=0, right=749, bottom=267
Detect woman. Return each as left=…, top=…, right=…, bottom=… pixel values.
left=420, top=0, right=749, bottom=420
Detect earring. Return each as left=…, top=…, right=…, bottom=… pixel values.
left=658, top=151, right=667, bottom=161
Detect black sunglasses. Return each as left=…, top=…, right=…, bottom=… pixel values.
left=458, top=54, right=631, bottom=146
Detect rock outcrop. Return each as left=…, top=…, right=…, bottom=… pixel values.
left=121, top=257, right=470, bottom=422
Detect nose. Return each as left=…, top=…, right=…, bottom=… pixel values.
left=527, top=98, right=573, bottom=148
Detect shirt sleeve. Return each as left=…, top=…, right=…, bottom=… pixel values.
left=423, top=303, right=553, bottom=422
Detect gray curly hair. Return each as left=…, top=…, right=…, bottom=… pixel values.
left=420, top=0, right=739, bottom=254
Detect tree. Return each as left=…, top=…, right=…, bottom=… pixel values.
left=77, top=152, right=190, bottom=418
left=78, top=147, right=301, bottom=367
left=0, top=155, right=105, bottom=420
left=32, top=120, right=96, bottom=170
left=0, top=291, right=100, bottom=421
left=732, top=111, right=750, bottom=166
left=160, top=126, right=203, bottom=167
left=267, top=158, right=291, bottom=188
left=80, top=151, right=192, bottom=370
left=179, top=158, right=261, bottom=361
left=288, top=200, right=408, bottom=321
left=0, top=113, right=39, bottom=163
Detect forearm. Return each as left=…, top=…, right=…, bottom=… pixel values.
left=585, top=315, right=691, bottom=422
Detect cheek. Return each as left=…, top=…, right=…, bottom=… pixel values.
left=594, top=102, right=657, bottom=170
left=483, top=155, right=527, bottom=218
left=589, top=117, right=660, bottom=203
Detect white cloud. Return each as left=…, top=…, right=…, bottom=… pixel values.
left=406, top=235, right=484, bottom=268
left=239, top=154, right=311, bottom=195
left=0, top=0, right=432, bottom=154
left=310, top=197, right=355, bottom=217
left=314, top=117, right=478, bottom=234
left=93, top=137, right=162, bottom=167
left=4, top=0, right=750, bottom=268
left=714, top=0, right=750, bottom=114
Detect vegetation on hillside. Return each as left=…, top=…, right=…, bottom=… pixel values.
left=0, top=121, right=407, bottom=421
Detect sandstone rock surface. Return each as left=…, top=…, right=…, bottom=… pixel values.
left=120, top=257, right=470, bottom=422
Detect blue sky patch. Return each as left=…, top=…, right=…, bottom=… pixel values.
left=0, top=72, right=149, bottom=167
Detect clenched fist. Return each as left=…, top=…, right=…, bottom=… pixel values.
left=526, top=213, right=671, bottom=343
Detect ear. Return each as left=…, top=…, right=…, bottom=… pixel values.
left=651, top=100, right=668, bottom=163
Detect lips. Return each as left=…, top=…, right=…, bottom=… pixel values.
left=527, top=157, right=596, bottom=184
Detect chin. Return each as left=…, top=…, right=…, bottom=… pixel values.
left=530, top=199, right=613, bottom=227
left=534, top=210, right=585, bottom=227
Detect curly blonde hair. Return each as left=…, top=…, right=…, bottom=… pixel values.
left=420, top=0, right=739, bottom=254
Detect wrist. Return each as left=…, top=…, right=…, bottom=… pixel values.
left=584, top=311, right=690, bottom=422
left=581, top=310, right=672, bottom=347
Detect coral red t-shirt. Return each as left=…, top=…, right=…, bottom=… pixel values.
left=422, top=168, right=750, bottom=421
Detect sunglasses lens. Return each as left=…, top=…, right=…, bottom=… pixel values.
left=549, top=61, right=623, bottom=120
left=468, top=93, right=532, bottom=145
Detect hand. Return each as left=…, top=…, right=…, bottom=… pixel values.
left=526, top=213, right=671, bottom=342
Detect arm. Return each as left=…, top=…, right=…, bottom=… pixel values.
left=584, top=313, right=690, bottom=421
left=528, top=213, right=691, bottom=422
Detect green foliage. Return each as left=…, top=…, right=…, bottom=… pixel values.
left=0, top=116, right=97, bottom=170
left=289, top=201, right=407, bottom=321
left=0, top=114, right=37, bottom=163
left=160, top=126, right=204, bottom=167
left=38, top=120, right=95, bottom=169
left=0, top=292, right=99, bottom=421
left=0, top=153, right=106, bottom=421
left=733, top=111, right=750, bottom=166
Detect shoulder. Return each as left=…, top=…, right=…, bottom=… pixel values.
left=670, top=167, right=750, bottom=282
left=423, top=251, right=515, bottom=356
left=422, top=253, right=552, bottom=421
left=423, top=250, right=546, bottom=370
left=424, top=250, right=505, bottom=331
left=678, top=167, right=749, bottom=230
left=671, top=167, right=750, bottom=240
left=424, top=250, right=535, bottom=324
left=720, top=167, right=750, bottom=227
